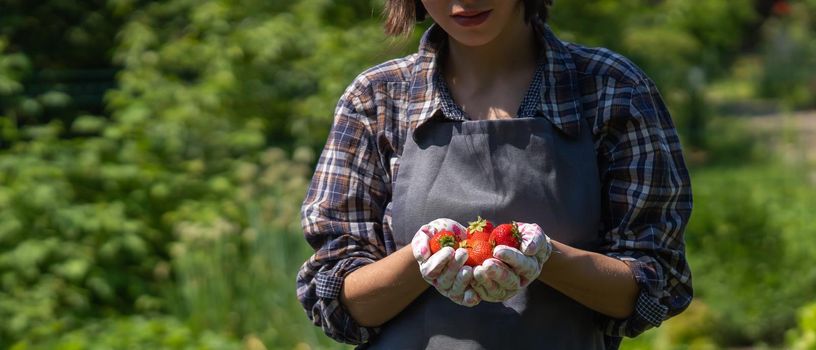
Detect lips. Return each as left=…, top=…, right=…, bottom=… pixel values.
left=450, top=9, right=492, bottom=27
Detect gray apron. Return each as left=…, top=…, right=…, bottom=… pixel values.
left=367, top=113, right=606, bottom=349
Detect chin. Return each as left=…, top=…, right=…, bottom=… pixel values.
left=446, top=28, right=499, bottom=47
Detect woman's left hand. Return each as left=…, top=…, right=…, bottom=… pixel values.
left=471, top=222, right=553, bottom=302
left=471, top=258, right=521, bottom=302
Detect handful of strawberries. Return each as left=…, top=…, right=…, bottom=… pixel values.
left=429, top=216, right=522, bottom=267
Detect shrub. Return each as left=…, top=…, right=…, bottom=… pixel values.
left=788, top=302, right=816, bottom=350
left=0, top=1, right=393, bottom=347
left=685, top=163, right=816, bottom=346
left=164, top=148, right=346, bottom=349
left=758, top=2, right=816, bottom=109
left=8, top=315, right=243, bottom=350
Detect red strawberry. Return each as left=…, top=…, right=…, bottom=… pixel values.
left=461, top=239, right=494, bottom=267
left=430, top=230, right=459, bottom=254
left=490, top=222, right=521, bottom=250
left=467, top=216, right=495, bottom=241
left=470, top=231, right=490, bottom=242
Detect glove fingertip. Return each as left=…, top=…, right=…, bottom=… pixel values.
left=454, top=247, right=467, bottom=258
left=440, top=246, right=456, bottom=258
left=463, top=290, right=480, bottom=306
left=521, top=242, right=537, bottom=256
left=492, top=246, right=507, bottom=259
left=472, top=267, right=487, bottom=284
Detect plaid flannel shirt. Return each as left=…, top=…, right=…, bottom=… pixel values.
left=296, top=17, right=693, bottom=349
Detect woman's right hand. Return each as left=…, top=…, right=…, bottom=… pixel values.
left=411, top=218, right=480, bottom=307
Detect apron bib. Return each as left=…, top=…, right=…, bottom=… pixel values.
left=368, top=115, right=605, bottom=349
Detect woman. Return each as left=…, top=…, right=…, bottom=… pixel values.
left=296, top=0, right=693, bottom=349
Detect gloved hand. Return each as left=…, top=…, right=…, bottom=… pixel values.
left=471, top=258, right=521, bottom=302
left=472, top=222, right=553, bottom=302
left=411, top=218, right=480, bottom=307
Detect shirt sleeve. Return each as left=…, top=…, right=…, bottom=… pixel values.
left=295, top=83, right=390, bottom=345
left=595, top=78, right=694, bottom=338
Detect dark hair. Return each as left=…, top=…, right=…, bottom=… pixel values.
left=383, top=0, right=554, bottom=37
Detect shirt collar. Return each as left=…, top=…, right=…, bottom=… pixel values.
left=433, top=46, right=547, bottom=121
left=407, top=17, right=583, bottom=137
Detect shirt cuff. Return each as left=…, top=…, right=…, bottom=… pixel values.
left=312, top=258, right=380, bottom=344
left=601, top=257, right=668, bottom=337
left=633, top=289, right=668, bottom=327
left=627, top=259, right=669, bottom=327
left=315, top=272, right=345, bottom=300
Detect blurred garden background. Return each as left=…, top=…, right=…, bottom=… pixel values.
left=1, top=0, right=815, bottom=349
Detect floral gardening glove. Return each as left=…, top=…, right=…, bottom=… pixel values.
left=472, top=222, right=553, bottom=302
left=411, top=218, right=480, bottom=307
left=472, top=258, right=521, bottom=302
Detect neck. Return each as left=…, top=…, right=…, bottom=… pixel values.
left=442, top=10, right=539, bottom=90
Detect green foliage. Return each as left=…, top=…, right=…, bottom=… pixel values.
left=758, top=1, right=816, bottom=109
left=0, top=122, right=154, bottom=344
left=620, top=117, right=816, bottom=349
left=0, top=117, right=319, bottom=347
left=0, top=0, right=394, bottom=347
left=694, top=116, right=773, bottom=167
left=166, top=152, right=345, bottom=348
left=9, top=315, right=243, bottom=350
left=552, top=0, right=760, bottom=148
left=110, top=0, right=403, bottom=152
left=549, top=0, right=646, bottom=47
left=620, top=302, right=718, bottom=350
left=0, top=37, right=29, bottom=148
left=0, top=0, right=134, bottom=134
left=552, top=0, right=756, bottom=87
left=0, top=36, right=28, bottom=96
left=684, top=161, right=816, bottom=345
left=788, top=302, right=816, bottom=350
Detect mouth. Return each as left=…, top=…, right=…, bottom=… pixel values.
left=450, top=9, right=492, bottom=27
